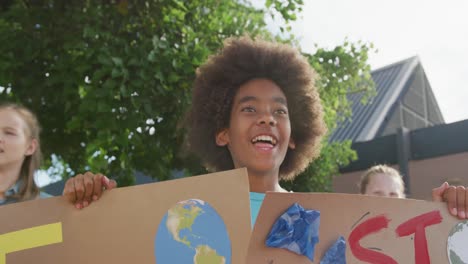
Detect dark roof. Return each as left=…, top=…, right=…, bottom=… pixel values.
left=341, top=118, right=468, bottom=173
left=42, top=169, right=186, bottom=196
left=329, top=56, right=422, bottom=142
left=42, top=171, right=157, bottom=196
left=41, top=180, right=65, bottom=197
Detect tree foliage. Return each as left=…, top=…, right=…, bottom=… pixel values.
left=0, top=0, right=374, bottom=191
left=283, top=40, right=376, bottom=191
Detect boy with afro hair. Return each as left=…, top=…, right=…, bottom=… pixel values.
left=186, top=36, right=326, bottom=224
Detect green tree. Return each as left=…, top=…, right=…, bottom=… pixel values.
left=0, top=0, right=374, bottom=191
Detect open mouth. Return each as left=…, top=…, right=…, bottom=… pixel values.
left=251, top=135, right=277, bottom=146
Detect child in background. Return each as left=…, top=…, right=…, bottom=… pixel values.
left=359, top=165, right=406, bottom=198
left=360, top=164, right=468, bottom=219
left=0, top=102, right=49, bottom=205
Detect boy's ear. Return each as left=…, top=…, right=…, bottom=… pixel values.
left=288, top=137, right=296, bottom=149
left=25, top=138, right=38, bottom=156
left=215, top=129, right=229, bottom=146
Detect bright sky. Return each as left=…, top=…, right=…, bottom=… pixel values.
left=286, top=0, right=468, bottom=123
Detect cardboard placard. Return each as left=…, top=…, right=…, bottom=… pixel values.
left=0, top=168, right=251, bottom=264
left=2, top=170, right=466, bottom=264
left=247, top=192, right=465, bottom=264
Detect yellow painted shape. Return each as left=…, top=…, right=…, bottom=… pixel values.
left=0, top=222, right=62, bottom=264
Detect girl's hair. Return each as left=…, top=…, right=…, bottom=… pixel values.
left=0, top=102, right=42, bottom=201
left=359, top=164, right=405, bottom=197
left=187, top=36, right=327, bottom=180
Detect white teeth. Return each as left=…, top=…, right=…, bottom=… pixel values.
left=252, top=135, right=277, bottom=145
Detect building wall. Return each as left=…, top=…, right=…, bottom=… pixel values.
left=381, top=104, right=402, bottom=137
left=380, top=65, right=444, bottom=137
left=409, top=152, right=468, bottom=200
left=333, top=152, right=468, bottom=201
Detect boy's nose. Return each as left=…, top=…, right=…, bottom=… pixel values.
left=257, top=114, right=277, bottom=126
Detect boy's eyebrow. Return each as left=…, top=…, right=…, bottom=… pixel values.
left=238, top=96, right=257, bottom=104
left=237, top=96, right=288, bottom=105
left=273, top=97, right=287, bottom=105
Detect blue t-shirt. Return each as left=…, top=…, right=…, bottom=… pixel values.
left=250, top=192, right=266, bottom=227
left=0, top=182, right=51, bottom=206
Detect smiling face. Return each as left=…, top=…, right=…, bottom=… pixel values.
left=215, top=79, right=295, bottom=178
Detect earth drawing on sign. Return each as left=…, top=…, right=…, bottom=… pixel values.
left=155, top=199, right=231, bottom=264
left=447, top=221, right=468, bottom=264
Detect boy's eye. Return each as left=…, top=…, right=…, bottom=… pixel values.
left=241, top=106, right=255, bottom=112
left=275, top=108, right=288, bottom=115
